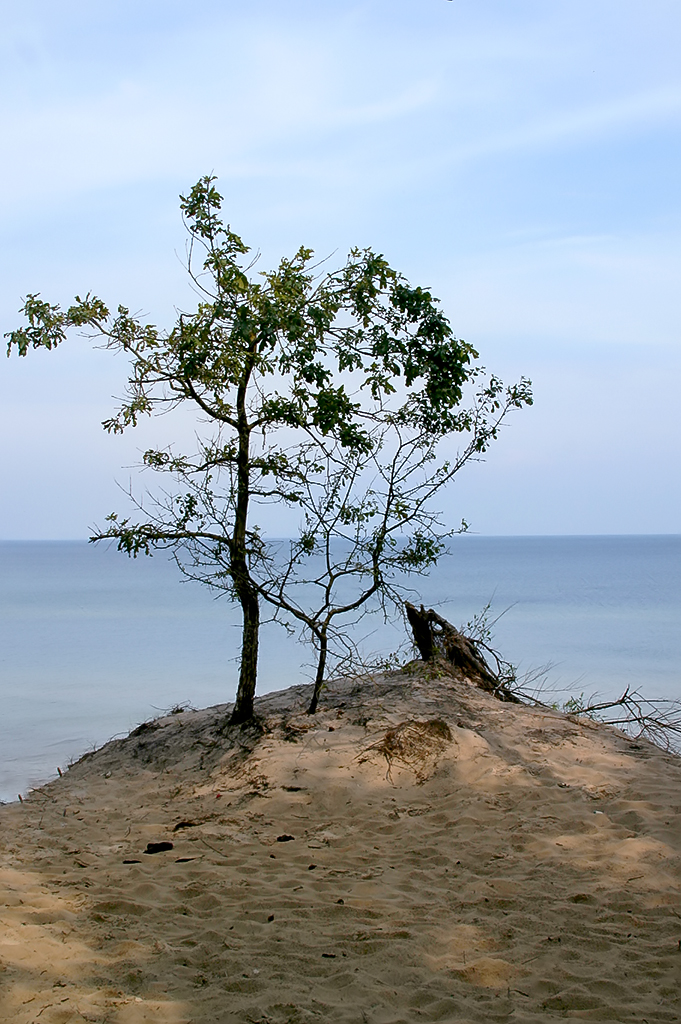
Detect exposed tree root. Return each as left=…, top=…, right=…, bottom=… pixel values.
left=405, top=601, right=519, bottom=702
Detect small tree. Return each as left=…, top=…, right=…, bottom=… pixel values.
left=6, top=175, right=531, bottom=723
left=247, top=372, right=531, bottom=713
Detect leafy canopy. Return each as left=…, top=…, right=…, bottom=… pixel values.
left=8, top=175, right=482, bottom=460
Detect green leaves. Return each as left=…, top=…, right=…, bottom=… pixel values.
left=5, top=295, right=64, bottom=356
left=5, top=292, right=111, bottom=358
left=395, top=532, right=446, bottom=570
left=180, top=175, right=246, bottom=252
left=7, top=178, right=513, bottom=458
left=67, top=294, right=110, bottom=327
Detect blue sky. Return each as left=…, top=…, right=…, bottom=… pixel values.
left=1, top=0, right=680, bottom=536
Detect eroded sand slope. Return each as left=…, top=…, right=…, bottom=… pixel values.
left=1, top=667, right=680, bottom=1023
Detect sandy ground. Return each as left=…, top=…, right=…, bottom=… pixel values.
left=1, top=664, right=680, bottom=1023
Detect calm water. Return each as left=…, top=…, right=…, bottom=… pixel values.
left=1, top=536, right=679, bottom=802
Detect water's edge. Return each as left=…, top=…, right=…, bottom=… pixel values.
left=2, top=536, right=680, bottom=802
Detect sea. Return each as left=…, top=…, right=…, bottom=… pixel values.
left=1, top=536, right=679, bottom=803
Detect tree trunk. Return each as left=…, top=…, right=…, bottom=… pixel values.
left=307, top=628, right=328, bottom=714
left=230, top=586, right=260, bottom=724
left=229, top=357, right=260, bottom=726
left=405, top=602, right=435, bottom=661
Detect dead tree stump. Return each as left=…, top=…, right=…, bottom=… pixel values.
left=404, top=601, right=518, bottom=702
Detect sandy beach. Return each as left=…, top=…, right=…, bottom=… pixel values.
left=1, top=664, right=680, bottom=1023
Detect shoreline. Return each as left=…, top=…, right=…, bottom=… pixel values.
left=3, top=534, right=681, bottom=806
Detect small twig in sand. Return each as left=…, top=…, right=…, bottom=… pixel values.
left=199, top=836, right=229, bottom=860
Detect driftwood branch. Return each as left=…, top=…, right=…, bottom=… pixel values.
left=405, top=602, right=519, bottom=702
left=563, top=686, right=681, bottom=753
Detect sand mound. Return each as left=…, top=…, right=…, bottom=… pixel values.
left=1, top=665, right=680, bottom=1023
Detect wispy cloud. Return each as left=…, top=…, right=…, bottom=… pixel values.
left=441, top=84, right=681, bottom=167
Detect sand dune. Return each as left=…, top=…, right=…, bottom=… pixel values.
left=1, top=664, right=680, bottom=1023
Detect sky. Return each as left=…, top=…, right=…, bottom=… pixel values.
left=1, top=0, right=680, bottom=537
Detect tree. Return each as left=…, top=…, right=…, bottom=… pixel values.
left=6, top=175, right=532, bottom=724
left=244, top=370, right=531, bottom=713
